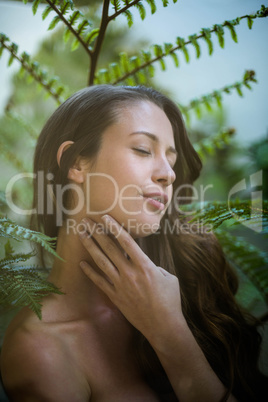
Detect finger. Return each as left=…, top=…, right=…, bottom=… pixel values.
left=80, top=261, right=115, bottom=297
left=78, top=230, right=119, bottom=282
left=101, top=215, right=151, bottom=267
left=81, top=218, right=129, bottom=270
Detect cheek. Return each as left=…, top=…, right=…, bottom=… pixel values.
left=85, top=174, right=119, bottom=213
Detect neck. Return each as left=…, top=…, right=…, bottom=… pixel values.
left=46, top=221, right=117, bottom=320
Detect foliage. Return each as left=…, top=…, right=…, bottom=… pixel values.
left=0, top=214, right=63, bottom=319
left=0, top=0, right=267, bottom=318
left=179, top=199, right=268, bottom=303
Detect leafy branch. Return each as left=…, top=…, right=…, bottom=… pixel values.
left=0, top=216, right=63, bottom=260
left=194, top=128, right=236, bottom=160
left=0, top=249, right=63, bottom=319
left=184, top=200, right=268, bottom=233
left=0, top=216, right=64, bottom=318
left=109, top=0, right=177, bottom=27
left=95, top=5, right=268, bottom=85
left=0, top=33, right=67, bottom=104
left=43, top=0, right=95, bottom=53
left=180, top=70, right=257, bottom=121
left=23, top=0, right=96, bottom=54
left=216, top=229, right=268, bottom=304
left=0, top=141, right=28, bottom=172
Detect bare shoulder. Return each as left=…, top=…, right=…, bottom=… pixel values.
left=0, top=308, right=91, bottom=402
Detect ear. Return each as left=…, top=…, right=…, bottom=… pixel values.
left=57, top=141, right=85, bottom=184
left=57, top=141, right=74, bottom=167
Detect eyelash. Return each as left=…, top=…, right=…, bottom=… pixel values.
left=133, top=147, right=176, bottom=169
left=133, top=148, right=151, bottom=155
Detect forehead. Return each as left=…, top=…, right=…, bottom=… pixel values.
left=108, top=101, right=175, bottom=146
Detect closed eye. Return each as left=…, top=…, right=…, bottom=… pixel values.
left=133, top=148, right=151, bottom=155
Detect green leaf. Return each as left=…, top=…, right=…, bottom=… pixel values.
left=71, top=38, right=80, bottom=51
left=8, top=54, right=15, bottom=66
left=119, top=52, right=130, bottom=73
left=48, top=15, right=62, bottom=31
left=69, top=10, right=81, bottom=26
left=176, top=37, right=190, bottom=63
left=224, top=21, right=238, bottom=43
left=257, top=5, right=268, bottom=18
left=111, top=0, right=121, bottom=12
left=60, top=0, right=74, bottom=15
left=85, top=28, right=100, bottom=46
left=42, top=5, right=53, bottom=20
left=32, top=0, right=41, bottom=15
left=98, top=69, right=110, bottom=84
left=213, top=91, right=222, bottom=108
left=164, top=42, right=173, bottom=54
left=235, top=83, right=243, bottom=97
left=153, top=44, right=163, bottom=57
left=4, top=241, right=14, bottom=258
left=123, top=9, right=133, bottom=27
left=161, top=0, right=169, bottom=7
left=169, top=51, right=179, bottom=67
left=0, top=217, right=62, bottom=261
left=109, top=62, right=121, bottom=80
left=0, top=266, right=63, bottom=319
left=21, top=51, right=30, bottom=63
left=135, top=2, right=146, bottom=20
left=63, top=27, right=71, bottom=43
left=188, top=34, right=201, bottom=58
left=214, top=24, right=225, bottom=48
left=247, top=16, right=254, bottom=29
left=201, top=28, right=213, bottom=55
left=145, top=0, right=157, bottom=14
left=77, top=20, right=90, bottom=35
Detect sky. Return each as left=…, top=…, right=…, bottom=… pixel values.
left=0, top=0, right=267, bottom=145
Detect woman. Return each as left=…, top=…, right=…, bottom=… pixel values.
left=1, top=85, right=267, bottom=401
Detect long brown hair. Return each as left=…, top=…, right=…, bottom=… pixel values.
left=31, top=85, right=267, bottom=401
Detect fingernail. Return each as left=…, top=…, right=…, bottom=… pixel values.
left=102, top=214, right=112, bottom=223
left=80, top=261, right=87, bottom=269
left=78, top=229, right=87, bottom=238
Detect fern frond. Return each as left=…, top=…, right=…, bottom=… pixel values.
left=185, top=200, right=268, bottom=233
left=0, top=141, right=28, bottom=171
left=105, top=6, right=268, bottom=85
left=109, top=0, right=177, bottom=24
left=5, top=109, right=38, bottom=140
left=180, top=70, right=257, bottom=122
left=0, top=34, right=68, bottom=104
left=0, top=265, right=63, bottom=319
left=216, top=229, right=268, bottom=304
left=0, top=252, right=35, bottom=269
left=0, top=216, right=62, bottom=261
left=194, top=128, right=236, bottom=160
left=4, top=240, right=15, bottom=258
left=41, top=0, right=93, bottom=54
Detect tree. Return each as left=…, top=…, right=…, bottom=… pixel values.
left=0, top=0, right=267, bottom=324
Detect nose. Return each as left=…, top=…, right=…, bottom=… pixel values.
left=152, top=157, right=176, bottom=186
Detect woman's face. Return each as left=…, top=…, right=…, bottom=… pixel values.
left=82, top=101, right=177, bottom=237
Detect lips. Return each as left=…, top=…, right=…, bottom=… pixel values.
left=142, top=192, right=169, bottom=209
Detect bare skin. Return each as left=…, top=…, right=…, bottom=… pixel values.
left=1, top=102, right=236, bottom=401
left=1, top=224, right=162, bottom=402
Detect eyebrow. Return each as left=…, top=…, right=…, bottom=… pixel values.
left=129, top=131, right=178, bottom=157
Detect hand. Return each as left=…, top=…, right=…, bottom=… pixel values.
left=78, top=215, right=185, bottom=346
